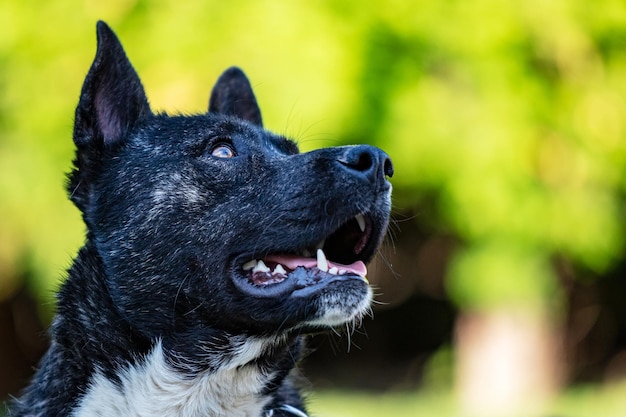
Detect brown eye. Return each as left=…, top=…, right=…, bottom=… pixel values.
left=211, top=144, right=235, bottom=158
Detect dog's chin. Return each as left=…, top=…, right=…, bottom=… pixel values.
left=299, top=280, right=373, bottom=329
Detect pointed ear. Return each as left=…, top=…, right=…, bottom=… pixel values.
left=69, top=21, right=151, bottom=213
left=208, top=67, right=263, bottom=127
left=73, top=21, right=151, bottom=149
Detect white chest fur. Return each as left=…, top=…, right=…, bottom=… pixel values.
left=72, top=339, right=274, bottom=417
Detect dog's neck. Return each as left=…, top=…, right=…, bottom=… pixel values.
left=21, top=242, right=304, bottom=416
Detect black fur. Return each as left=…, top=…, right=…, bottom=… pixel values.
left=9, top=21, right=392, bottom=417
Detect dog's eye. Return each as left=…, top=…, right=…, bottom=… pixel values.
left=211, top=143, right=235, bottom=158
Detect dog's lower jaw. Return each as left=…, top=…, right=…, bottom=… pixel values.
left=72, top=339, right=284, bottom=417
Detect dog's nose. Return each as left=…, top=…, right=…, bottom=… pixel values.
left=338, top=145, right=393, bottom=184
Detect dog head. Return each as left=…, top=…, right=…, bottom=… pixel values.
left=68, top=22, right=393, bottom=341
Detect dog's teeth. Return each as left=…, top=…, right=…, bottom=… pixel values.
left=355, top=214, right=366, bottom=232
left=315, top=240, right=325, bottom=251
left=316, top=249, right=329, bottom=272
left=329, top=267, right=338, bottom=275
left=242, top=260, right=257, bottom=271
left=253, top=260, right=271, bottom=273
left=338, top=269, right=346, bottom=275
left=273, top=264, right=287, bottom=275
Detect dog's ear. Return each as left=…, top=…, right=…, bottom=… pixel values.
left=73, top=21, right=151, bottom=150
left=69, top=21, right=151, bottom=212
left=208, top=67, right=263, bottom=127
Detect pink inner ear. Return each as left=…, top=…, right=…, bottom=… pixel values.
left=95, top=91, right=123, bottom=145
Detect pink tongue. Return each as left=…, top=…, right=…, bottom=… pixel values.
left=265, top=254, right=367, bottom=276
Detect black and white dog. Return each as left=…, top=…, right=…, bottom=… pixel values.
left=9, top=21, right=393, bottom=417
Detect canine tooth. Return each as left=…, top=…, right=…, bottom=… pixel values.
left=315, top=240, right=326, bottom=251
left=242, top=260, right=257, bottom=271
left=355, top=214, right=366, bottom=232
left=316, top=249, right=329, bottom=272
left=273, top=264, right=287, bottom=275
left=253, top=260, right=270, bottom=273
left=329, top=267, right=338, bottom=275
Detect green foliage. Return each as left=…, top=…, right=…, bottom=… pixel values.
left=341, top=0, right=626, bottom=308
left=448, top=242, right=559, bottom=309
left=0, top=0, right=625, bottom=312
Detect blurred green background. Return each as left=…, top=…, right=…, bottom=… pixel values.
left=1, top=1, right=626, bottom=416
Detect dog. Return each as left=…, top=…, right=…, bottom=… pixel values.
left=9, top=21, right=393, bottom=417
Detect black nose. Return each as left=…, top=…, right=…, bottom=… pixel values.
left=338, top=145, right=393, bottom=184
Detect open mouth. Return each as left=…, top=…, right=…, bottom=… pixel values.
left=238, top=213, right=374, bottom=290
